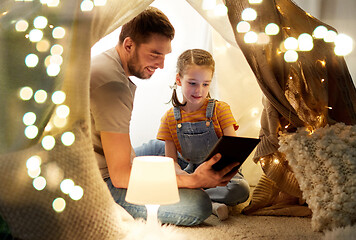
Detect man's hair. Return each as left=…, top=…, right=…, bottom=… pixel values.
left=119, top=6, right=175, bottom=45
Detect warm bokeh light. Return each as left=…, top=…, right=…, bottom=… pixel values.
left=28, top=168, right=41, bottom=179
left=56, top=105, right=70, bottom=118
left=47, top=64, right=61, bottom=76
left=23, top=112, right=37, bottom=126
left=284, top=50, right=298, bottom=62
left=298, top=33, right=313, bottom=51
left=53, top=115, right=67, bottom=128
left=29, top=29, right=44, bottom=42
left=249, top=0, right=263, bottom=3
left=24, top=125, right=39, bottom=139
left=49, top=55, right=63, bottom=65
left=26, top=155, right=42, bottom=171
left=15, top=20, right=29, bottom=32
left=25, top=54, right=39, bottom=68
left=80, top=0, right=94, bottom=12
left=69, top=186, right=84, bottom=200
left=51, top=91, right=66, bottom=104
left=241, top=8, right=257, bottom=21
left=19, top=86, right=33, bottom=100
left=236, top=21, right=251, bottom=33
left=33, top=16, right=48, bottom=29
left=36, top=39, right=51, bottom=52
left=52, top=27, right=66, bottom=39
left=334, top=33, right=353, bottom=56
left=94, top=0, right=107, bottom=6
left=42, top=135, right=56, bottom=151
left=214, top=4, right=228, bottom=17
left=284, top=37, right=298, bottom=50
left=52, top=198, right=66, bottom=213
left=257, top=32, right=270, bottom=44
left=244, top=31, right=258, bottom=43
left=313, top=25, right=328, bottom=39
left=324, top=30, right=337, bottom=43
left=265, top=23, right=280, bottom=35
left=33, top=176, right=46, bottom=191
left=61, top=131, right=75, bottom=146
left=47, top=0, right=60, bottom=7
left=34, top=89, right=48, bottom=103
left=50, top=44, right=64, bottom=55
left=60, top=179, right=74, bottom=194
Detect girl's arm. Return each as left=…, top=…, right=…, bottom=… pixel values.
left=165, top=140, right=187, bottom=175
left=222, top=125, right=237, bottom=136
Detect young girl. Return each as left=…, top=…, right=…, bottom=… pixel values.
left=156, top=49, right=250, bottom=220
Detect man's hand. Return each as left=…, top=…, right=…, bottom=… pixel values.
left=176, top=153, right=240, bottom=189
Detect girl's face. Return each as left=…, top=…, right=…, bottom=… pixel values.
left=176, top=64, right=213, bottom=111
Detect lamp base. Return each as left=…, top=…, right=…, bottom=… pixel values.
left=145, top=204, right=160, bottom=225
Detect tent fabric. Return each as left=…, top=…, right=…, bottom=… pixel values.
left=0, top=0, right=356, bottom=238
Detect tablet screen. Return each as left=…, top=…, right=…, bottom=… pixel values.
left=204, top=136, right=260, bottom=171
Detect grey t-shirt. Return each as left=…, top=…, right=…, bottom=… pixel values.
left=90, top=47, right=136, bottom=179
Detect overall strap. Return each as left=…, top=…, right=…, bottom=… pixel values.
left=173, top=106, right=181, bottom=121
left=206, top=99, right=216, bottom=119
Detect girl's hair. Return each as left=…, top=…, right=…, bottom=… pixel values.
left=171, top=49, right=215, bottom=107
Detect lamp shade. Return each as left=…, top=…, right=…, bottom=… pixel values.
left=125, top=156, right=180, bottom=205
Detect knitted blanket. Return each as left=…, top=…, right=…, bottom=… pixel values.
left=279, top=123, right=356, bottom=232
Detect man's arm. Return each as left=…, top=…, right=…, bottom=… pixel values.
left=176, top=153, right=240, bottom=189
left=100, top=131, right=132, bottom=188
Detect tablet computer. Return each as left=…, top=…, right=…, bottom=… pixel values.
left=204, top=136, right=260, bottom=172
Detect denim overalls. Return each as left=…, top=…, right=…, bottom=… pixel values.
left=174, top=99, right=218, bottom=173
left=173, top=99, right=250, bottom=205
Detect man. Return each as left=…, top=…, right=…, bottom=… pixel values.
left=90, top=6, right=239, bottom=226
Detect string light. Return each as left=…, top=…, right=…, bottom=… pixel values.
left=249, top=0, right=263, bottom=4
left=36, top=40, right=51, bottom=52
left=80, top=0, right=94, bottom=12
left=52, top=198, right=66, bottom=212
left=52, top=91, right=66, bottom=104
left=265, top=23, right=280, bottom=35
left=23, top=112, right=37, bottom=126
left=25, top=54, right=39, bottom=68
left=33, top=176, right=46, bottom=191
left=29, top=29, right=44, bottom=42
left=33, top=16, right=48, bottom=29
left=15, top=20, right=29, bottom=32
left=284, top=50, right=298, bottom=62
left=19, top=86, right=33, bottom=100
left=313, top=25, right=328, bottom=39
left=236, top=21, right=251, bottom=33
left=24, top=125, right=39, bottom=139
left=244, top=31, right=258, bottom=43
left=298, top=33, right=313, bottom=51
left=324, top=30, right=337, bottom=43
left=61, top=131, right=75, bottom=146
left=334, top=33, right=353, bottom=56
left=94, top=0, right=107, bottom=6
left=42, top=135, right=56, bottom=151
left=241, top=8, right=257, bottom=21
left=284, top=37, right=298, bottom=50
left=34, top=89, right=48, bottom=103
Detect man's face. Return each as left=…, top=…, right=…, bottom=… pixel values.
left=127, top=34, right=172, bottom=79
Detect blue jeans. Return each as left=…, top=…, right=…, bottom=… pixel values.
left=106, top=178, right=212, bottom=226
left=135, top=139, right=250, bottom=206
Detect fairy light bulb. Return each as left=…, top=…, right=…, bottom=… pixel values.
left=52, top=27, right=65, bottom=39
left=334, top=33, right=353, bottom=56
left=56, top=105, right=70, bottom=118
left=33, top=16, right=48, bottom=29
left=69, top=186, right=84, bottom=200
left=298, top=33, right=313, bottom=51
left=244, top=31, right=258, bottom=43
left=24, top=125, right=39, bottom=139
left=242, top=8, right=257, bottom=21
left=284, top=37, right=298, bottom=50
left=52, top=198, right=66, bottom=212
left=51, top=91, right=66, bottom=104
left=94, top=0, right=107, bottom=6
left=47, top=0, right=60, bottom=7
left=214, top=4, right=228, bottom=16
left=81, top=0, right=94, bottom=11
left=42, top=135, right=56, bottom=151
left=313, top=25, right=328, bottom=39
left=36, top=40, right=50, bottom=52
left=34, top=89, right=47, bottom=103
left=47, top=64, right=61, bottom=76
left=19, top=87, right=33, bottom=100
left=265, top=23, right=279, bottom=35
left=61, top=131, right=75, bottom=146
left=33, top=176, right=46, bottom=191
left=249, top=0, right=263, bottom=3
left=236, top=21, right=250, bottom=33
left=50, top=44, right=64, bottom=55
left=324, top=30, right=337, bottom=43
left=284, top=50, right=298, bottom=62
left=25, top=54, right=39, bottom=68
left=23, top=112, right=37, bottom=126
left=15, top=20, right=29, bottom=32
left=29, top=29, right=43, bottom=42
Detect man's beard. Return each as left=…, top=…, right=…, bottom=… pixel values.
left=127, top=49, right=151, bottom=79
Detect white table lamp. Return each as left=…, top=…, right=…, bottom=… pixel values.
left=125, top=156, right=180, bottom=225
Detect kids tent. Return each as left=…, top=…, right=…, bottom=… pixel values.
left=0, top=0, right=355, bottom=239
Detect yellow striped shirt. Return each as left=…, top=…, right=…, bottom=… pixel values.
left=157, top=99, right=238, bottom=153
